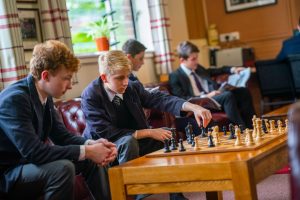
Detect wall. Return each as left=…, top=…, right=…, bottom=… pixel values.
left=202, top=0, right=300, bottom=60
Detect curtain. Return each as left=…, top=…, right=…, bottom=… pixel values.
left=0, top=0, right=27, bottom=91
left=39, top=0, right=78, bottom=84
left=147, top=0, right=173, bottom=75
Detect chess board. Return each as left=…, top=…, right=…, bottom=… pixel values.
left=146, top=131, right=287, bottom=158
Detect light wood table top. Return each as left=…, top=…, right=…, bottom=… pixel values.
left=108, top=134, right=288, bottom=200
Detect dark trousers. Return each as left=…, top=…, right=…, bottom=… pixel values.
left=0, top=159, right=110, bottom=200
left=213, top=87, right=255, bottom=128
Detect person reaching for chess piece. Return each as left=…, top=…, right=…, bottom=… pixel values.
left=81, top=50, right=212, bottom=200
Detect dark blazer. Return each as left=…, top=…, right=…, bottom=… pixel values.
left=81, top=78, right=185, bottom=142
left=0, top=75, right=86, bottom=175
left=169, top=64, right=232, bottom=100
left=277, top=34, right=300, bottom=61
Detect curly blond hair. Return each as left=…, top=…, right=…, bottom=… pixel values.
left=98, top=50, right=131, bottom=75
left=30, top=40, right=80, bottom=80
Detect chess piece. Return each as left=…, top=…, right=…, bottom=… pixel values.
left=255, top=119, right=263, bottom=142
left=208, top=131, right=215, bottom=147
left=252, top=115, right=257, bottom=138
left=285, top=119, right=288, bottom=133
left=171, top=128, right=176, bottom=140
left=200, top=127, right=207, bottom=138
left=269, top=120, right=276, bottom=134
left=170, top=138, right=177, bottom=150
left=213, top=131, right=221, bottom=146
left=194, top=137, right=200, bottom=150
left=222, top=126, right=227, bottom=136
left=262, top=119, right=268, bottom=133
left=234, top=126, right=242, bottom=146
left=228, top=124, right=236, bottom=139
left=264, top=119, right=270, bottom=133
left=245, top=128, right=255, bottom=146
left=191, top=134, right=195, bottom=147
left=179, top=139, right=186, bottom=152
left=239, top=124, right=244, bottom=134
left=185, top=122, right=193, bottom=144
left=277, top=120, right=284, bottom=134
left=163, top=139, right=171, bottom=153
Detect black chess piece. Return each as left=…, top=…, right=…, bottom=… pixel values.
left=228, top=123, right=236, bottom=139
left=185, top=122, right=193, bottom=144
left=239, top=124, right=244, bottom=134
left=262, top=119, right=268, bottom=133
left=171, top=128, right=176, bottom=139
left=164, top=139, right=171, bottom=153
left=179, top=139, right=186, bottom=152
left=170, top=138, right=177, bottom=150
left=191, top=134, right=195, bottom=147
left=208, top=135, right=215, bottom=147
left=200, top=127, right=207, bottom=138
left=222, top=126, right=227, bottom=136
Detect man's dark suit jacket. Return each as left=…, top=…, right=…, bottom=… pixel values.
left=169, top=64, right=232, bottom=100
left=81, top=78, right=185, bottom=142
left=277, top=34, right=300, bottom=61
left=0, top=75, right=86, bottom=179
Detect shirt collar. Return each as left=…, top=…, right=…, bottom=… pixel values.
left=180, top=64, right=194, bottom=76
left=34, top=82, right=47, bottom=105
left=103, top=84, right=123, bottom=102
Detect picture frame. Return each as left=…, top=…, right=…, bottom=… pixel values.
left=225, top=0, right=277, bottom=13
left=17, top=0, right=37, bottom=3
left=18, top=8, right=42, bottom=50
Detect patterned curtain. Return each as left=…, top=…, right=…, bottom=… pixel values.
left=147, top=0, right=174, bottom=76
left=0, top=0, right=27, bottom=91
left=39, top=0, right=78, bottom=84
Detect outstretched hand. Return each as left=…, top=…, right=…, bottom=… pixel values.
left=182, top=102, right=212, bottom=128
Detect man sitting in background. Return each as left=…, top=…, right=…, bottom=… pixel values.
left=81, top=50, right=212, bottom=200
left=277, top=16, right=300, bottom=61
left=0, top=40, right=117, bottom=200
left=169, top=41, right=255, bottom=128
left=122, top=39, right=147, bottom=82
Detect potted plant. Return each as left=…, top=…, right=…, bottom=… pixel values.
left=87, top=15, right=118, bottom=51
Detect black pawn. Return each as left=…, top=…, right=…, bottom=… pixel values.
left=208, top=135, right=215, bottom=147
left=200, top=127, right=207, bottom=138
left=179, top=139, right=186, bottom=152
left=222, top=126, right=227, bottom=136
left=163, top=139, right=171, bottom=153
left=170, top=138, right=177, bottom=150
left=228, top=124, right=236, bottom=139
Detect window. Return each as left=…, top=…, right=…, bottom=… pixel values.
left=67, top=0, right=135, bottom=55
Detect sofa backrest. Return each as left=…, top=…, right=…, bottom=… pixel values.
left=55, top=98, right=86, bottom=136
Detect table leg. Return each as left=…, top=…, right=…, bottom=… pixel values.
left=206, top=191, right=223, bottom=200
left=108, top=167, right=127, bottom=200
left=231, top=162, right=257, bottom=200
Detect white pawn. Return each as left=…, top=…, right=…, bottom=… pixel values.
left=234, top=126, right=242, bottom=146
left=194, top=137, right=200, bottom=150
left=246, top=128, right=255, bottom=146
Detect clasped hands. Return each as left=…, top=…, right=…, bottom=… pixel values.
left=85, top=138, right=117, bottom=166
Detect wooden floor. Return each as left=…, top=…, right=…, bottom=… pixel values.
left=144, top=174, right=291, bottom=200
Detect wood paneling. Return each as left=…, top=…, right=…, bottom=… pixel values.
left=182, top=0, right=300, bottom=60
left=184, top=0, right=207, bottom=39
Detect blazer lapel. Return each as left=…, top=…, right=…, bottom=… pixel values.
left=27, top=75, right=46, bottom=140
left=123, top=88, right=148, bottom=128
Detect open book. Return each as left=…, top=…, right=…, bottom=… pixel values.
left=188, top=97, right=221, bottom=111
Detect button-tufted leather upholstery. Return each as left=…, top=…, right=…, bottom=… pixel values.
left=55, top=98, right=86, bottom=136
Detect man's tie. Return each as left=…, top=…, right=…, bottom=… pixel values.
left=191, top=72, right=205, bottom=93
left=112, top=95, right=122, bottom=106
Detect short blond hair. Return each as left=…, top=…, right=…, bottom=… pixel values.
left=98, top=50, right=131, bottom=75
left=30, top=40, right=80, bottom=80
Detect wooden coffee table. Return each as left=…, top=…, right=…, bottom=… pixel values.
left=108, top=134, right=288, bottom=200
